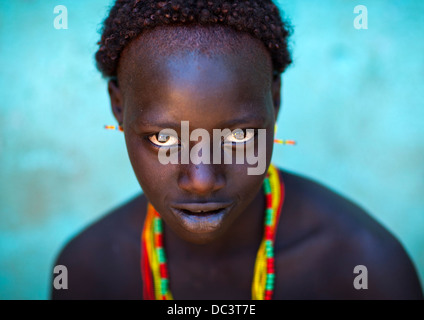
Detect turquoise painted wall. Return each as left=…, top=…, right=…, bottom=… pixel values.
left=0, top=0, right=422, bottom=299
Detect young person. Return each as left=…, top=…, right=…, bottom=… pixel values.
left=52, top=0, right=423, bottom=300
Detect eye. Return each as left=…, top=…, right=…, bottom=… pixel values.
left=223, top=129, right=256, bottom=145
left=148, top=132, right=180, bottom=147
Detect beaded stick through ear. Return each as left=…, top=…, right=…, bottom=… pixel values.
left=104, top=124, right=296, bottom=145
left=104, top=125, right=124, bottom=132
left=273, top=124, right=296, bottom=145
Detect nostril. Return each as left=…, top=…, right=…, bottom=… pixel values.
left=177, top=166, right=226, bottom=194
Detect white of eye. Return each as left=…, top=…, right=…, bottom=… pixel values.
left=149, top=133, right=180, bottom=147
left=224, top=129, right=255, bottom=144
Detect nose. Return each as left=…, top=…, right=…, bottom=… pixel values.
left=178, top=163, right=225, bottom=196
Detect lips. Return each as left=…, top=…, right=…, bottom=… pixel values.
left=171, top=202, right=232, bottom=215
left=170, top=202, right=233, bottom=233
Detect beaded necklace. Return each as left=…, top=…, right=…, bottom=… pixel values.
left=141, top=164, right=284, bottom=300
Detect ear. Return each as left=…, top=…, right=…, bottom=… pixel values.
left=108, top=78, right=124, bottom=125
left=271, top=73, right=281, bottom=121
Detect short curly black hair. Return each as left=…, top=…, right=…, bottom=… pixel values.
left=95, top=0, right=293, bottom=79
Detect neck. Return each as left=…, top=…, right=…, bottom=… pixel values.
left=164, top=186, right=266, bottom=261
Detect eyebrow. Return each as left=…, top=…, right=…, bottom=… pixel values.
left=136, top=120, right=182, bottom=130
left=217, top=114, right=268, bottom=128
left=135, top=115, right=267, bottom=130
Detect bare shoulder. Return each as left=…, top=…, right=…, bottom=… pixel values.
left=51, top=193, right=147, bottom=300
left=275, top=169, right=423, bottom=300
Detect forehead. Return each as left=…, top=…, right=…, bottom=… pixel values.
left=117, top=25, right=273, bottom=102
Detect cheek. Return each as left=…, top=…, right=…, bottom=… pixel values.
left=227, top=166, right=266, bottom=207
left=231, top=126, right=273, bottom=207
left=125, top=134, right=167, bottom=192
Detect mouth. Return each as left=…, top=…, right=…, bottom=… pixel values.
left=175, top=208, right=224, bottom=216
left=170, top=202, right=233, bottom=233
left=172, top=202, right=232, bottom=215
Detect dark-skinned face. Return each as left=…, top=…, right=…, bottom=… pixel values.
left=108, top=28, right=281, bottom=244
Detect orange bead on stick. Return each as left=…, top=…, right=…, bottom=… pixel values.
left=274, top=139, right=296, bottom=145
left=104, top=125, right=124, bottom=132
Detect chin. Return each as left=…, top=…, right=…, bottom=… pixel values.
left=177, top=229, right=225, bottom=245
